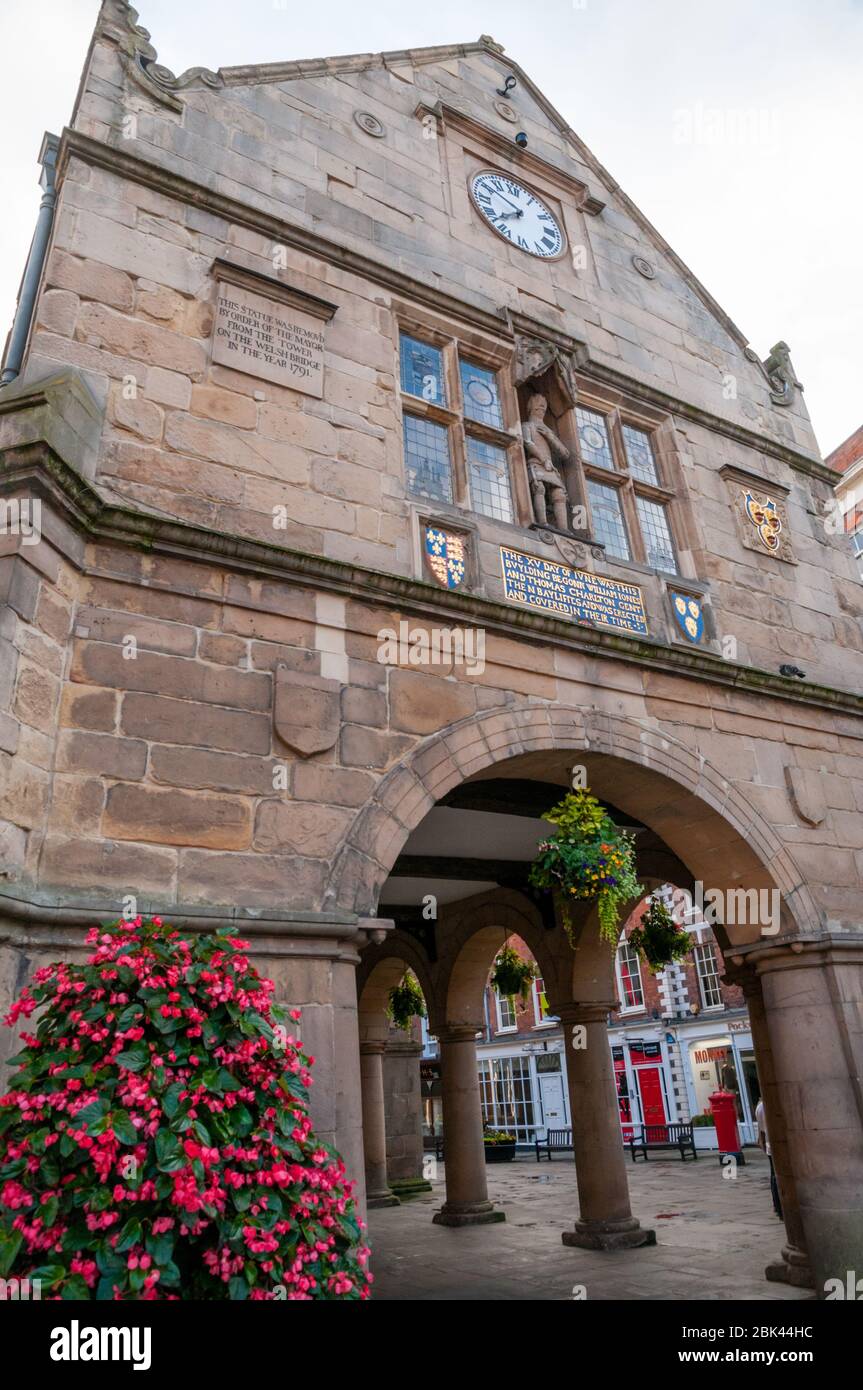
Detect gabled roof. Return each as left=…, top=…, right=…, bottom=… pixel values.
left=100, top=6, right=773, bottom=365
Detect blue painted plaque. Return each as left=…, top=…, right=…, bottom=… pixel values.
left=500, top=546, right=648, bottom=636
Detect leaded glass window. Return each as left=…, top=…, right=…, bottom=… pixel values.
left=576, top=406, right=614, bottom=471
left=460, top=359, right=504, bottom=428
left=635, top=496, right=678, bottom=572
left=404, top=415, right=452, bottom=503
left=623, top=424, right=659, bottom=485
left=588, top=480, right=630, bottom=560
left=467, top=438, right=513, bottom=523
left=400, top=335, right=446, bottom=404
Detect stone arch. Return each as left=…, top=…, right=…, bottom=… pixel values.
left=357, top=940, right=435, bottom=1039
left=439, top=889, right=563, bottom=1025
left=329, top=704, right=818, bottom=943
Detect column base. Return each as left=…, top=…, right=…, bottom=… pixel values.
left=366, top=1190, right=400, bottom=1209
left=562, top=1216, right=656, bottom=1251
left=765, top=1244, right=815, bottom=1290
left=433, top=1200, right=505, bottom=1228
left=390, top=1177, right=433, bottom=1200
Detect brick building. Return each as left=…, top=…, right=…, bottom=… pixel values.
left=827, top=424, right=863, bottom=578
left=1, top=1, right=863, bottom=1294
left=459, top=893, right=758, bottom=1152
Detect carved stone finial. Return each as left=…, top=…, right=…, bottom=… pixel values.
left=99, top=0, right=222, bottom=111
left=745, top=339, right=802, bottom=408
left=479, top=34, right=506, bottom=52
left=763, top=341, right=803, bottom=406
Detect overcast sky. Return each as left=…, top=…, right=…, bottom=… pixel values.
left=2, top=0, right=860, bottom=455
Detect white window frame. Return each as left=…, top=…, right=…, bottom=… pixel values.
left=494, top=989, right=518, bottom=1033
left=616, top=938, right=646, bottom=1013
left=532, top=976, right=556, bottom=1028
left=694, top=941, right=724, bottom=1011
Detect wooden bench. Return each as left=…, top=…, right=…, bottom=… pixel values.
left=535, top=1128, right=573, bottom=1161
left=628, top=1122, right=696, bottom=1162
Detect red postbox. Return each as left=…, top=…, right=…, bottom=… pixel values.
left=709, top=1089, right=745, bottom=1164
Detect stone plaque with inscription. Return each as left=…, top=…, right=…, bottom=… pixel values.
left=500, top=546, right=648, bottom=636
left=211, top=260, right=337, bottom=397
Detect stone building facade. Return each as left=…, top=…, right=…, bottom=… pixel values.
left=1, top=0, right=862, bottom=1293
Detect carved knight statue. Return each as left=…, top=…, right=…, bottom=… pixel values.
left=521, top=392, right=570, bottom=530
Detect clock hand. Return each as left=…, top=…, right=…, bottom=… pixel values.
left=493, top=193, right=521, bottom=213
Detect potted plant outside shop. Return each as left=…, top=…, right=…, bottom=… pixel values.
left=483, top=1130, right=517, bottom=1163
left=692, top=1113, right=719, bottom=1151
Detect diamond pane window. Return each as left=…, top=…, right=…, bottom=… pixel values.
left=459, top=359, right=504, bottom=428
left=622, top=424, right=659, bottom=485
left=404, top=415, right=453, bottom=503
left=399, top=334, right=446, bottom=404
left=467, top=438, right=513, bottom=523
left=588, top=480, right=630, bottom=560
left=636, top=496, right=678, bottom=572
left=576, top=407, right=614, bottom=471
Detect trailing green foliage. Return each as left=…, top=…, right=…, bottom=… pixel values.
left=490, top=946, right=537, bottom=1004
left=627, top=896, right=692, bottom=971
left=386, top=972, right=426, bottom=1031
left=529, top=789, right=642, bottom=946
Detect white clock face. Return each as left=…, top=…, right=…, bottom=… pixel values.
left=470, top=171, right=565, bottom=258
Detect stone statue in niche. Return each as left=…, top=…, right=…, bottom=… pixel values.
left=522, top=392, right=571, bottom=530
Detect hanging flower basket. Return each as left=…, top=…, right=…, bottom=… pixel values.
left=387, top=971, right=426, bottom=1031
left=529, top=788, right=642, bottom=947
left=490, top=945, right=536, bottom=1004
left=627, top=896, right=692, bottom=972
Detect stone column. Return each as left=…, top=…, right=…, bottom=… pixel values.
left=384, top=1038, right=432, bottom=1198
left=756, top=938, right=863, bottom=1294
left=730, top=965, right=814, bottom=1289
left=559, top=1002, right=655, bottom=1250
left=432, top=1024, right=504, bottom=1227
left=359, top=1041, right=399, bottom=1209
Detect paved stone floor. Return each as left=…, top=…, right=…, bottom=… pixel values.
left=368, top=1150, right=813, bottom=1301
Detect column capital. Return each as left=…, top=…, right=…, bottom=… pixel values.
left=558, top=1000, right=615, bottom=1026
left=727, top=930, right=863, bottom=977
left=359, top=1039, right=387, bottom=1057
left=438, top=1023, right=482, bottom=1044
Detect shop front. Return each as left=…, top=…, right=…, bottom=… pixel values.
left=683, top=1017, right=758, bottom=1144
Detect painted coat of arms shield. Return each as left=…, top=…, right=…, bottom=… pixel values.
left=671, top=592, right=704, bottom=643
left=424, top=526, right=467, bottom=590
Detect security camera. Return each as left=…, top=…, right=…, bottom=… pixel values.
left=514, top=131, right=528, bottom=148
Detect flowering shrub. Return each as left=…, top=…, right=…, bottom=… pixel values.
left=529, top=789, right=642, bottom=946
left=0, top=916, right=372, bottom=1300
left=482, top=1131, right=516, bottom=1146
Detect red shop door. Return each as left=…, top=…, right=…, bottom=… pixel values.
left=636, top=1066, right=667, bottom=1139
